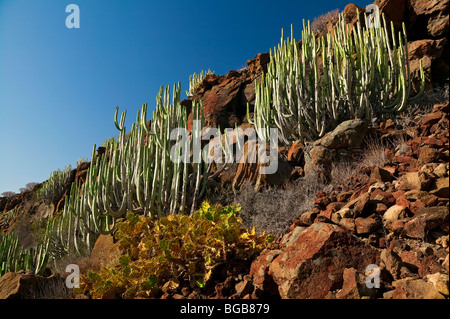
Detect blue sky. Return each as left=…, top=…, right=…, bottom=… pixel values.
left=0, top=0, right=369, bottom=194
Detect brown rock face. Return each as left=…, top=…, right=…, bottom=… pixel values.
left=408, top=0, right=449, bottom=38
left=89, top=234, right=122, bottom=270
left=403, top=206, right=449, bottom=239
left=0, top=272, right=71, bottom=299
left=268, top=222, right=380, bottom=299
left=231, top=140, right=293, bottom=191
left=188, top=53, right=270, bottom=131
left=304, top=119, right=368, bottom=178
left=391, top=278, right=445, bottom=299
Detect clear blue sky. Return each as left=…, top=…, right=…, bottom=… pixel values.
left=0, top=0, right=369, bottom=194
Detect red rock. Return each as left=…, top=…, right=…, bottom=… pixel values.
left=299, top=210, right=318, bottom=226
left=336, top=267, right=376, bottom=299
left=319, top=209, right=333, bottom=219
left=399, top=251, right=421, bottom=270
left=395, top=196, right=411, bottom=208
left=234, top=276, right=254, bottom=297
left=381, top=249, right=404, bottom=280
left=0, top=272, right=71, bottom=299
left=418, top=256, right=443, bottom=278
left=370, top=189, right=396, bottom=207
left=409, top=200, right=426, bottom=215
left=89, top=234, right=122, bottom=270
left=375, top=0, right=406, bottom=29
left=429, top=177, right=449, bottom=198
left=391, top=278, right=445, bottom=299
left=246, top=53, right=270, bottom=78
left=369, top=167, right=396, bottom=185
left=355, top=217, right=381, bottom=235
left=249, top=249, right=282, bottom=297
left=315, top=196, right=331, bottom=209
left=268, top=223, right=380, bottom=299
left=382, top=166, right=398, bottom=176
left=336, top=191, right=353, bottom=202
left=287, top=140, right=305, bottom=162
left=403, top=206, right=449, bottom=239
left=326, top=202, right=345, bottom=213
left=337, top=218, right=356, bottom=233
left=418, top=146, right=442, bottom=165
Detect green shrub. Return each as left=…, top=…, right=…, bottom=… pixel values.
left=79, top=202, right=273, bottom=298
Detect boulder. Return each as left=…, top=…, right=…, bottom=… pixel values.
left=232, top=140, right=293, bottom=191
left=336, top=267, right=377, bottom=299
left=403, top=206, right=449, bottom=239
left=368, top=167, right=396, bottom=185
left=304, top=119, right=368, bottom=177
left=89, top=234, right=122, bottom=270
left=249, top=249, right=281, bottom=297
left=408, top=0, right=449, bottom=38
left=0, top=272, right=71, bottom=299
left=391, top=278, right=445, bottom=299
left=268, top=222, right=380, bottom=299
left=425, top=273, right=449, bottom=296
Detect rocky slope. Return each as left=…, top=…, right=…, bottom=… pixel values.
left=0, top=0, right=448, bottom=299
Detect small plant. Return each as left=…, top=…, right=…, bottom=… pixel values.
left=79, top=202, right=273, bottom=299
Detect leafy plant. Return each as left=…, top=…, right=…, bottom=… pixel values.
left=79, top=202, right=273, bottom=299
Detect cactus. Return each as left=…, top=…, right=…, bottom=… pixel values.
left=250, top=12, right=425, bottom=145
left=43, top=82, right=238, bottom=260
left=0, top=232, right=49, bottom=277
left=186, top=69, right=214, bottom=97
left=36, top=166, right=72, bottom=206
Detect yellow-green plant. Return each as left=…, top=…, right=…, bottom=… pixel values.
left=79, top=202, right=273, bottom=299
left=249, top=12, right=425, bottom=144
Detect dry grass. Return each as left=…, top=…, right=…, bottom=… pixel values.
left=229, top=170, right=328, bottom=238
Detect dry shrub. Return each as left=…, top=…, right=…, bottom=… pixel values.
left=232, top=170, right=327, bottom=238
left=311, top=9, right=339, bottom=33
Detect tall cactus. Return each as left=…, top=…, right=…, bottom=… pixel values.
left=0, top=232, right=49, bottom=277
left=250, top=12, right=425, bottom=145
left=43, top=82, right=235, bottom=261
left=186, top=69, right=215, bottom=97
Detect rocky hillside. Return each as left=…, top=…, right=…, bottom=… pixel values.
left=0, top=0, right=448, bottom=299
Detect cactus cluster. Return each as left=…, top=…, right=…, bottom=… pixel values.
left=36, top=166, right=72, bottom=205
left=0, top=232, right=49, bottom=277
left=43, top=83, right=234, bottom=260
left=249, top=12, right=425, bottom=145
left=186, top=69, right=214, bottom=97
